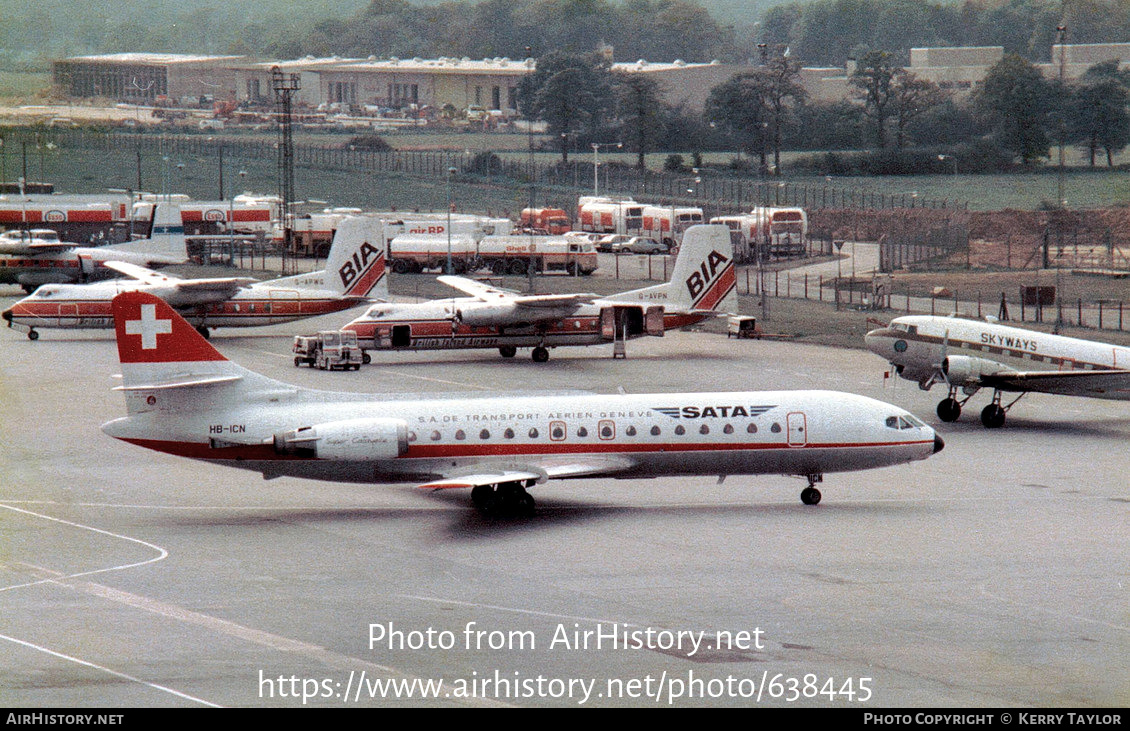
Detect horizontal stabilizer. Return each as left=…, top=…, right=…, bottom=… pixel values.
left=114, top=373, right=242, bottom=392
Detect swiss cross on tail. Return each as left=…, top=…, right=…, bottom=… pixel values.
left=685, top=249, right=735, bottom=311
left=112, top=292, right=226, bottom=364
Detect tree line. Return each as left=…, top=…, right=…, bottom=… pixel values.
left=5, top=0, right=1130, bottom=71
left=522, top=49, right=1130, bottom=174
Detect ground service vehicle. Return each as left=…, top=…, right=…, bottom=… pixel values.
left=293, top=330, right=366, bottom=370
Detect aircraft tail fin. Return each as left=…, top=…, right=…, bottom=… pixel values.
left=107, top=203, right=188, bottom=263
left=109, top=292, right=283, bottom=415
left=609, top=224, right=736, bottom=313
left=323, top=216, right=388, bottom=299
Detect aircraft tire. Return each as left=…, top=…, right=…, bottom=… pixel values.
left=800, top=486, right=822, bottom=505
left=937, top=398, right=961, bottom=422
left=471, top=484, right=493, bottom=510
left=362, top=352, right=371, bottom=364
left=27, top=329, right=38, bottom=341
left=499, top=345, right=517, bottom=358
left=531, top=346, right=549, bottom=363
left=980, top=404, right=1006, bottom=429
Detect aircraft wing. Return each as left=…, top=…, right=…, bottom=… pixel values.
left=980, top=368, right=1130, bottom=397
left=416, top=455, right=636, bottom=490
left=437, top=275, right=518, bottom=299
left=437, top=275, right=595, bottom=309
left=104, top=260, right=257, bottom=305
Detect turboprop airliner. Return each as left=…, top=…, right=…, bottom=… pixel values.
left=0, top=203, right=188, bottom=292
left=340, top=224, right=737, bottom=362
left=866, top=314, right=1130, bottom=428
left=101, top=291, right=943, bottom=515
left=3, top=216, right=387, bottom=340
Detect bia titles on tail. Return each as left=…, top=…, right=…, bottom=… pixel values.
left=102, top=291, right=942, bottom=516
left=341, top=223, right=738, bottom=362
left=3, top=216, right=387, bottom=340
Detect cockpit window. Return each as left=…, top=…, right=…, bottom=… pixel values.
left=886, top=415, right=925, bottom=430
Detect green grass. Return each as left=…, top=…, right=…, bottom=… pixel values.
left=0, top=71, right=50, bottom=104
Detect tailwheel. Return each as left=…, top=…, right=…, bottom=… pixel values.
left=800, top=474, right=823, bottom=505
left=936, top=397, right=961, bottom=422
left=531, top=346, right=549, bottom=363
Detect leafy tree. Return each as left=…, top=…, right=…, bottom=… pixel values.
left=850, top=49, right=897, bottom=148
left=519, top=52, right=612, bottom=163
left=612, top=73, right=666, bottom=169
left=889, top=69, right=947, bottom=149
left=972, top=53, right=1056, bottom=165
left=1070, top=60, right=1130, bottom=167
left=704, top=72, right=769, bottom=172
left=759, top=53, right=807, bottom=172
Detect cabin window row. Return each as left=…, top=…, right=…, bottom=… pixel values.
left=406, top=421, right=784, bottom=442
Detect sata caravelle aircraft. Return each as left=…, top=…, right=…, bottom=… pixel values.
left=865, top=314, right=1130, bottom=428
left=102, top=291, right=944, bottom=514
left=2, top=216, right=387, bottom=340
left=0, top=203, right=189, bottom=292
left=341, top=224, right=738, bottom=362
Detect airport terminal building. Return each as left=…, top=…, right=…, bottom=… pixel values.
left=52, top=44, right=1130, bottom=113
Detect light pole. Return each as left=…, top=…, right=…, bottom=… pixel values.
left=446, top=165, right=457, bottom=274
left=591, top=142, right=621, bottom=197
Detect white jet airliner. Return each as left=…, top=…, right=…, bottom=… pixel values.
left=340, top=224, right=738, bottom=362
left=866, top=314, right=1130, bottom=427
left=3, top=217, right=387, bottom=340
left=101, top=291, right=944, bottom=515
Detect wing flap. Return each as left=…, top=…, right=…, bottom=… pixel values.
left=418, top=471, right=543, bottom=490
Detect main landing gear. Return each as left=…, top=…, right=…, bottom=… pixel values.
left=471, top=481, right=536, bottom=518
left=936, top=386, right=1023, bottom=428
left=800, top=474, right=823, bottom=505
left=497, top=345, right=551, bottom=362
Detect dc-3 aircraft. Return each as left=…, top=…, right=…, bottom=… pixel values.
left=340, top=224, right=738, bottom=362
left=101, top=291, right=944, bottom=515
left=3, top=216, right=387, bottom=340
left=866, top=314, right=1130, bottom=427
left=0, top=203, right=189, bottom=292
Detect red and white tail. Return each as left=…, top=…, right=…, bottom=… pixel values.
left=608, top=224, right=737, bottom=313
left=113, top=291, right=225, bottom=365
left=325, top=217, right=388, bottom=299
left=111, top=292, right=281, bottom=414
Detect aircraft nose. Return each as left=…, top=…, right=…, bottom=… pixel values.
left=1, top=307, right=11, bottom=325
left=863, top=328, right=884, bottom=352
left=933, top=432, right=945, bottom=454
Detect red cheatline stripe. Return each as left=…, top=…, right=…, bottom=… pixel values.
left=118, top=437, right=934, bottom=462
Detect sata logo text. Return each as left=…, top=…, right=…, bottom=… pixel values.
left=685, top=250, right=731, bottom=302
left=338, top=242, right=383, bottom=288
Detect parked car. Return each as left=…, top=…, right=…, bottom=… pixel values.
left=610, top=237, right=668, bottom=254
left=595, top=234, right=632, bottom=252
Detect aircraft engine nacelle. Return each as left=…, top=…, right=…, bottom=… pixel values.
left=273, top=418, right=409, bottom=460
left=454, top=303, right=523, bottom=328
left=941, top=355, right=1011, bottom=386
